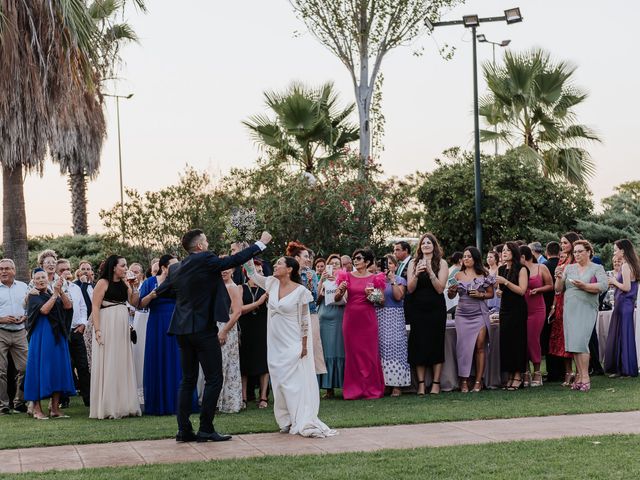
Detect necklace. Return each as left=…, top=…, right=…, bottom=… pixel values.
left=248, top=284, right=260, bottom=314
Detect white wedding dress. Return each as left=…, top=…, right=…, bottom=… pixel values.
left=253, top=276, right=336, bottom=438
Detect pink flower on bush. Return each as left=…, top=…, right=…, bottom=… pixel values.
left=340, top=200, right=353, bottom=212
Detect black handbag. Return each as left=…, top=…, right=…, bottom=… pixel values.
left=130, top=325, right=137, bottom=344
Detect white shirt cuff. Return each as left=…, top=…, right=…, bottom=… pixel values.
left=255, top=241, right=267, bottom=251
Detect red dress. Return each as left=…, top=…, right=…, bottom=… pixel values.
left=549, top=258, right=573, bottom=359
left=337, top=271, right=385, bottom=400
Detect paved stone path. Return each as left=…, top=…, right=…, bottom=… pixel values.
left=2, top=411, right=639, bottom=474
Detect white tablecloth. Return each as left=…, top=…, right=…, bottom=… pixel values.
left=596, top=309, right=639, bottom=367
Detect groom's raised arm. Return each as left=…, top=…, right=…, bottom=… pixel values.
left=207, top=231, right=272, bottom=271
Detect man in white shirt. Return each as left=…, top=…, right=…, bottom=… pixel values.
left=57, top=259, right=91, bottom=407
left=0, top=258, right=29, bottom=414
left=393, top=241, right=412, bottom=281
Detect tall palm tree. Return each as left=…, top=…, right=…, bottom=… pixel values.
left=479, top=48, right=600, bottom=186
left=0, top=0, right=143, bottom=278
left=243, top=82, right=359, bottom=173
left=50, top=0, right=141, bottom=235
left=0, top=0, right=101, bottom=279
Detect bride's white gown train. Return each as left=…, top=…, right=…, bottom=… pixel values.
left=254, top=276, right=336, bottom=438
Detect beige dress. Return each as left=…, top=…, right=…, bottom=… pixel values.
left=90, top=299, right=141, bottom=419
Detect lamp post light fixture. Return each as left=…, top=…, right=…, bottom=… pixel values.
left=103, top=92, right=134, bottom=243
left=424, top=8, right=522, bottom=252
left=477, top=35, right=512, bottom=157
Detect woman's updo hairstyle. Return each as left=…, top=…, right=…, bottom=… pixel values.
left=285, top=241, right=307, bottom=258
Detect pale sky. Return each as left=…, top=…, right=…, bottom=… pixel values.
left=4, top=0, right=639, bottom=238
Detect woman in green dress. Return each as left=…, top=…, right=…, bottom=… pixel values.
left=554, top=240, right=608, bottom=392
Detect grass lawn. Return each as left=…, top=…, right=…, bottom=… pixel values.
left=1, top=434, right=638, bottom=479
left=1, top=375, right=638, bottom=450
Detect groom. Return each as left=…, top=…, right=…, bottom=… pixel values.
left=156, top=228, right=272, bottom=442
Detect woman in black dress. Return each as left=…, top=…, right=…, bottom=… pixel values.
left=495, top=242, right=529, bottom=390
left=406, top=233, right=449, bottom=395
left=239, top=260, right=269, bottom=409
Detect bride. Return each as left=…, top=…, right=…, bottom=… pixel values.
left=244, top=256, right=336, bottom=438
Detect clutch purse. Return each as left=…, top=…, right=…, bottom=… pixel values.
left=129, top=325, right=137, bottom=344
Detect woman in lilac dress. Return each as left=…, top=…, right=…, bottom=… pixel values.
left=335, top=248, right=386, bottom=400
left=605, top=239, right=639, bottom=377
left=376, top=254, right=411, bottom=397
left=447, top=247, right=495, bottom=393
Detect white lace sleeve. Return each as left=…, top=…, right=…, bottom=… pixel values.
left=298, top=287, right=313, bottom=338
left=299, top=302, right=310, bottom=338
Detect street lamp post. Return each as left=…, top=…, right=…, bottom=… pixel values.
left=477, top=35, right=511, bottom=157
left=103, top=93, right=134, bottom=243
left=425, top=8, right=522, bottom=252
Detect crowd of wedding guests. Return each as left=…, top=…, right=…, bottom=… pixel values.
left=1, top=232, right=638, bottom=420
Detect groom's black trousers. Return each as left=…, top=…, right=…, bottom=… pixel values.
left=176, top=329, right=222, bottom=434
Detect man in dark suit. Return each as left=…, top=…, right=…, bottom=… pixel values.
left=156, top=228, right=272, bottom=442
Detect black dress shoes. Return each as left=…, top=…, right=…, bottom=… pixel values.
left=175, top=430, right=198, bottom=442
left=196, top=431, right=232, bottom=442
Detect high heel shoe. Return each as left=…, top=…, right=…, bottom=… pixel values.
left=430, top=381, right=441, bottom=395
left=472, top=381, right=482, bottom=393
left=579, top=382, right=591, bottom=392
left=460, top=380, right=469, bottom=393
left=417, top=380, right=426, bottom=396
left=507, top=378, right=523, bottom=391
left=523, top=371, right=531, bottom=388
left=530, top=371, right=543, bottom=387
left=561, top=372, right=575, bottom=387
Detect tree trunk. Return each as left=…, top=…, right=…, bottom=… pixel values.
left=2, top=164, right=29, bottom=281
left=69, top=171, right=89, bottom=235
left=357, top=6, right=371, bottom=181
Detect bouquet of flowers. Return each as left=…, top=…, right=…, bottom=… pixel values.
left=224, top=208, right=258, bottom=243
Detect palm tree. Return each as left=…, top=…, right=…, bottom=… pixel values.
left=0, top=0, right=143, bottom=278
left=243, top=82, right=359, bottom=174
left=50, top=0, right=141, bottom=235
left=479, top=48, right=600, bottom=186
left=0, top=1, right=101, bottom=279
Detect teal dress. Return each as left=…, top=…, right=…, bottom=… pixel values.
left=317, top=280, right=345, bottom=389
left=562, top=263, right=608, bottom=353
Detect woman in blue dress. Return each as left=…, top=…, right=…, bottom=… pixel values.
left=605, top=239, right=640, bottom=377
left=24, top=269, right=76, bottom=420
left=138, top=254, right=181, bottom=415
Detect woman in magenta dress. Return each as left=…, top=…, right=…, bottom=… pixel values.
left=335, top=248, right=386, bottom=400
left=520, top=245, right=553, bottom=387
left=605, top=239, right=640, bottom=377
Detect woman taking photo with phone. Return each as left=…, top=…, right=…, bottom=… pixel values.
left=317, top=254, right=346, bottom=398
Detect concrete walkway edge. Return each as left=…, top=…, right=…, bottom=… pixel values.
left=2, top=411, right=639, bottom=474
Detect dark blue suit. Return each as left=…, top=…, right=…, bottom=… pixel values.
left=156, top=244, right=261, bottom=433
